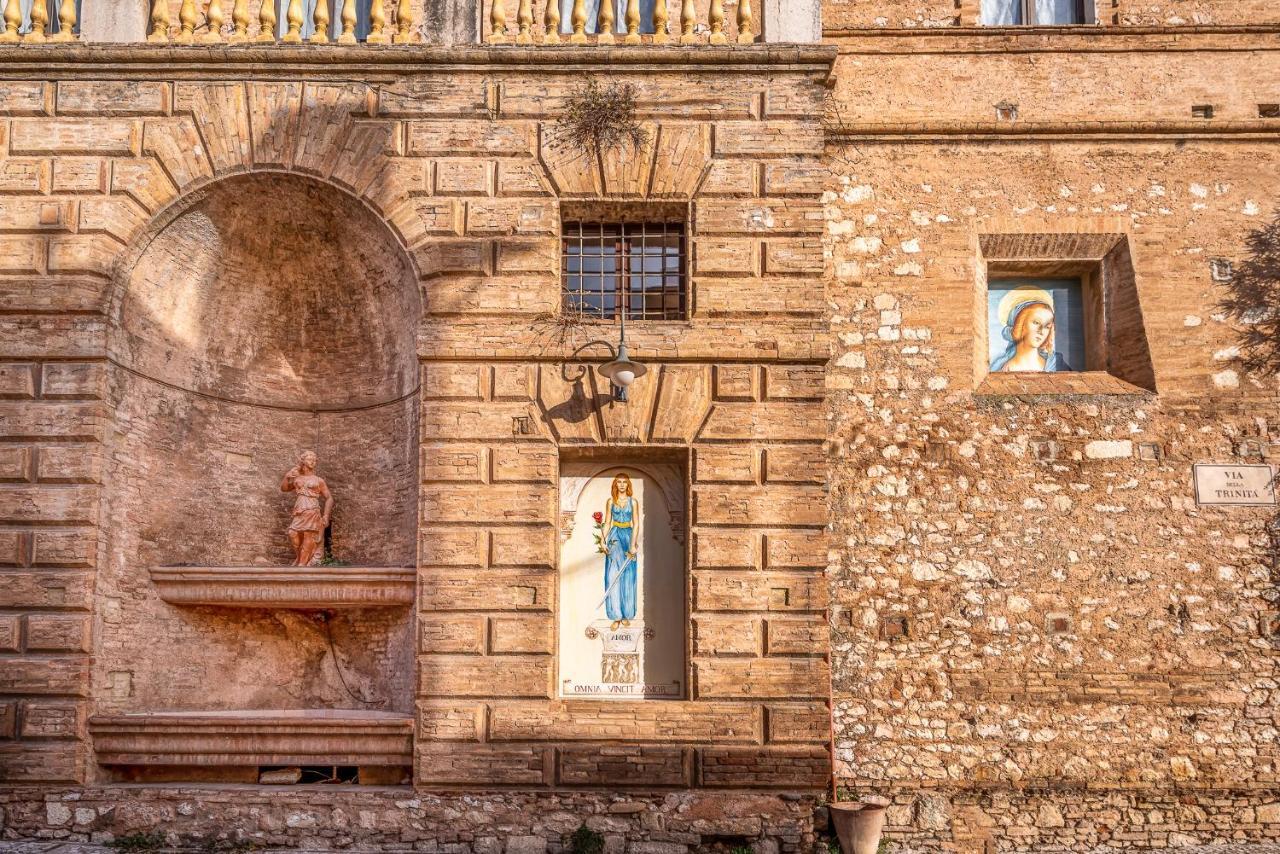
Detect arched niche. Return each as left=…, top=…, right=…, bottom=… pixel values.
left=96, top=173, right=420, bottom=716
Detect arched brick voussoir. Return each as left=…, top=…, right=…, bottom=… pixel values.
left=246, top=80, right=380, bottom=178
left=599, top=122, right=657, bottom=200
left=538, top=124, right=602, bottom=199
left=650, top=124, right=712, bottom=200
left=141, top=117, right=216, bottom=196
left=172, top=83, right=253, bottom=175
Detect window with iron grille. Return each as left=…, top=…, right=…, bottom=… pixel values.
left=561, top=221, right=687, bottom=321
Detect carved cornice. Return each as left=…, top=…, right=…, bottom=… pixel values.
left=0, top=44, right=838, bottom=78
left=826, top=121, right=1280, bottom=142
left=150, top=565, right=416, bottom=609
left=826, top=25, right=1280, bottom=54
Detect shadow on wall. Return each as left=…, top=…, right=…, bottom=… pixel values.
left=1218, top=209, right=1280, bottom=377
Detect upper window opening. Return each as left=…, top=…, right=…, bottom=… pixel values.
left=980, top=0, right=1090, bottom=25
left=561, top=220, right=687, bottom=321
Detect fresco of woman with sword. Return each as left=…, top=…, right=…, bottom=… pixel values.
left=596, top=472, right=640, bottom=632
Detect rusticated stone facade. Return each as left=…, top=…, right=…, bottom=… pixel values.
left=0, top=41, right=834, bottom=846
left=1, top=1, right=1279, bottom=852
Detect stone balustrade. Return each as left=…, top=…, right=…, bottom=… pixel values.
left=488, top=0, right=755, bottom=45
left=1, top=0, right=77, bottom=41
left=140, top=0, right=415, bottom=43
left=0, top=0, right=813, bottom=44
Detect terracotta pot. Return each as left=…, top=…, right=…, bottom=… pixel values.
left=829, top=802, right=888, bottom=854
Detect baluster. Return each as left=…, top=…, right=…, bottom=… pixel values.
left=515, top=0, right=531, bottom=43
left=735, top=0, right=752, bottom=42
left=488, top=0, right=506, bottom=41
left=200, top=0, right=225, bottom=40
left=677, top=0, right=693, bottom=43
left=391, top=0, right=412, bottom=41
left=51, top=0, right=78, bottom=41
left=623, top=0, right=638, bottom=43
left=0, top=0, right=19, bottom=41
left=336, top=0, right=354, bottom=41
left=173, top=0, right=197, bottom=41
left=707, top=0, right=724, bottom=43
left=0, top=0, right=19, bottom=42
left=308, top=0, right=328, bottom=42
left=23, top=0, right=47, bottom=41
left=254, top=0, right=275, bottom=40
left=365, top=0, right=385, bottom=41
left=147, top=0, right=171, bottom=41
left=569, top=0, right=585, bottom=42
left=281, top=0, right=302, bottom=41
left=596, top=0, right=613, bottom=43
left=651, top=0, right=667, bottom=43
left=228, top=0, right=248, bottom=40
left=542, top=0, right=559, bottom=44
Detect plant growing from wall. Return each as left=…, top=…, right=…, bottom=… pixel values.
left=108, top=832, right=168, bottom=853
left=568, top=823, right=605, bottom=854
left=554, top=78, right=651, bottom=166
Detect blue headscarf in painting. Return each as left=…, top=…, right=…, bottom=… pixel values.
left=989, top=300, right=1074, bottom=373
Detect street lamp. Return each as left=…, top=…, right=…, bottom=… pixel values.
left=596, top=300, right=647, bottom=403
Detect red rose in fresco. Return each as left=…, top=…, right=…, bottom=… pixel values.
left=592, top=512, right=604, bottom=523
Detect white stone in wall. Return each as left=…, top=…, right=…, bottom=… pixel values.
left=1084, top=440, right=1134, bottom=460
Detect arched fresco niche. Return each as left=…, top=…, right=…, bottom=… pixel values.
left=558, top=463, right=686, bottom=699
left=96, top=173, right=420, bottom=717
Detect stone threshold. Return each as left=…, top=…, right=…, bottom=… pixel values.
left=89, top=709, right=414, bottom=767
left=150, top=565, right=416, bottom=609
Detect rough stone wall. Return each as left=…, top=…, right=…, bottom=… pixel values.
left=0, top=47, right=834, bottom=801
left=0, top=788, right=824, bottom=851
left=823, top=29, right=1280, bottom=852
left=828, top=31, right=1280, bottom=124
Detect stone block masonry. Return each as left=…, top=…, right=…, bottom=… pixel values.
left=0, top=788, right=824, bottom=850
left=0, top=43, right=835, bottom=815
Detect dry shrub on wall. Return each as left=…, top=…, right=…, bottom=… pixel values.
left=553, top=77, right=651, bottom=165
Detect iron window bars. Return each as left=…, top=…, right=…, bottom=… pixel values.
left=561, top=221, right=686, bottom=321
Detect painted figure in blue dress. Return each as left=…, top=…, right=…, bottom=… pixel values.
left=599, top=473, right=641, bottom=631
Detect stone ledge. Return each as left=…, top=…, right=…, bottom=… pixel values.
left=149, top=565, right=415, bottom=609
left=89, top=710, right=413, bottom=766
left=974, top=371, right=1152, bottom=399
left=0, top=44, right=838, bottom=74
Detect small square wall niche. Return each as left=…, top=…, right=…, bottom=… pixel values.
left=974, top=233, right=1156, bottom=395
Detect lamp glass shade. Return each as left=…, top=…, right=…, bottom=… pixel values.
left=598, top=344, right=648, bottom=388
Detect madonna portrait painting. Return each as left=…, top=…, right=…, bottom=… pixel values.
left=987, top=281, right=1084, bottom=373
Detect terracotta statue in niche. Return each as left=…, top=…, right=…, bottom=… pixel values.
left=280, top=450, right=333, bottom=566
